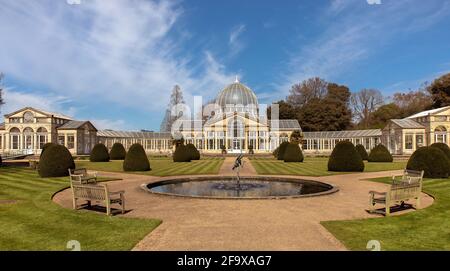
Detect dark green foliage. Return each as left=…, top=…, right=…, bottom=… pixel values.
left=123, top=143, right=150, bottom=171
left=272, top=147, right=279, bottom=158
left=90, top=143, right=110, bottom=162
left=407, top=147, right=450, bottom=178
left=430, top=143, right=450, bottom=160
left=221, top=145, right=227, bottom=155
left=186, top=143, right=200, bottom=160
left=38, top=144, right=75, bottom=177
left=283, top=143, right=304, bottom=162
left=277, top=141, right=289, bottom=160
left=40, top=143, right=57, bottom=157
left=248, top=145, right=254, bottom=155
left=328, top=141, right=364, bottom=172
left=110, top=142, right=126, bottom=160
left=427, top=72, right=450, bottom=108
left=355, top=144, right=369, bottom=161
left=173, top=144, right=191, bottom=162
left=289, top=130, right=303, bottom=144
left=0, top=155, right=2, bottom=167
left=368, top=144, right=393, bottom=162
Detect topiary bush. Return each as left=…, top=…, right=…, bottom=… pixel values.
left=328, top=141, right=364, bottom=172
left=123, top=143, right=151, bottom=171
left=110, top=142, right=126, bottom=160
left=186, top=143, right=200, bottom=160
left=272, top=147, right=279, bottom=158
left=283, top=143, right=304, bottom=162
left=407, top=147, right=450, bottom=178
left=39, top=144, right=75, bottom=177
left=430, top=143, right=450, bottom=160
left=173, top=144, right=191, bottom=162
left=368, top=144, right=393, bottom=162
left=40, top=142, right=57, bottom=157
left=277, top=141, right=290, bottom=160
left=90, top=143, right=110, bottom=162
left=0, top=155, right=2, bottom=167
left=355, top=144, right=369, bottom=161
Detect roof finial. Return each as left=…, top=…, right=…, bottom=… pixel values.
left=234, top=75, right=239, bottom=83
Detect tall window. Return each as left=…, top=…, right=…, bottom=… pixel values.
left=405, top=134, right=413, bottom=150
left=416, top=134, right=424, bottom=148
left=58, top=135, right=65, bottom=146
left=434, top=126, right=447, bottom=144
left=10, top=127, right=20, bottom=150
left=37, top=127, right=48, bottom=149
left=23, top=127, right=34, bottom=150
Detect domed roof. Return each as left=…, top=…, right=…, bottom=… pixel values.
left=216, top=79, right=258, bottom=113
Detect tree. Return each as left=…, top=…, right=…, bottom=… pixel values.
left=160, top=85, right=185, bottom=132
left=267, top=100, right=296, bottom=120
left=370, top=103, right=402, bottom=128
left=287, top=77, right=328, bottom=107
left=393, top=89, right=432, bottom=116
left=427, top=73, right=450, bottom=108
left=351, top=89, right=384, bottom=129
left=289, top=130, right=303, bottom=144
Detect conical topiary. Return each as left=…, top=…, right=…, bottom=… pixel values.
left=39, top=144, right=75, bottom=177
left=110, top=142, right=126, bottom=160
left=186, top=143, right=200, bottom=160
left=283, top=143, right=304, bottom=162
left=328, top=141, right=364, bottom=172
left=355, top=144, right=369, bottom=161
left=123, top=143, right=151, bottom=171
left=368, top=144, right=393, bottom=162
left=277, top=141, right=290, bottom=160
left=173, top=144, right=191, bottom=162
left=90, top=143, right=110, bottom=162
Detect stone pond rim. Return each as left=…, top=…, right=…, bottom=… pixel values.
left=141, top=176, right=339, bottom=200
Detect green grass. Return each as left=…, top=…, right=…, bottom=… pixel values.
left=76, top=157, right=224, bottom=176
left=322, top=177, right=450, bottom=250
left=249, top=157, right=407, bottom=176
left=0, top=167, right=161, bottom=251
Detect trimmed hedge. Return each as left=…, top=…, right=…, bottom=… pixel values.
left=38, top=144, right=75, bottom=177
left=328, top=141, right=364, bottom=172
left=110, top=142, right=126, bottom=160
left=186, top=143, right=200, bottom=160
left=90, top=143, right=110, bottom=162
left=40, top=142, right=57, bottom=157
left=123, top=143, right=151, bottom=171
left=407, top=146, right=450, bottom=178
left=283, top=143, right=304, bottom=162
left=430, top=143, right=450, bottom=160
left=272, top=147, right=279, bottom=158
left=368, top=144, right=393, bottom=162
left=0, top=155, right=2, bottom=167
left=277, top=141, right=289, bottom=160
left=355, top=144, right=369, bottom=161
left=173, top=144, right=191, bottom=162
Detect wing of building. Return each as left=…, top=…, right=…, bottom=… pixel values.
left=1, top=83, right=449, bottom=156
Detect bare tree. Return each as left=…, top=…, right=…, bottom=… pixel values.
left=0, top=73, right=4, bottom=112
left=351, top=89, right=384, bottom=129
left=287, top=77, right=328, bottom=107
left=160, top=85, right=185, bottom=132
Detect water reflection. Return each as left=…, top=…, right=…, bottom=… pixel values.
left=148, top=179, right=332, bottom=198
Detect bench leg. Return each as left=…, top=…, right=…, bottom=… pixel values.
left=385, top=204, right=390, bottom=216
left=106, top=200, right=111, bottom=216
left=416, top=196, right=421, bottom=209
left=121, top=195, right=125, bottom=214
left=73, top=197, right=77, bottom=210
left=368, top=194, right=375, bottom=213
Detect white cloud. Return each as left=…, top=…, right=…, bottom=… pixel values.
left=0, top=0, right=235, bottom=121
left=228, top=24, right=246, bottom=57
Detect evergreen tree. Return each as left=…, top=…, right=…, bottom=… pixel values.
left=160, top=85, right=185, bottom=132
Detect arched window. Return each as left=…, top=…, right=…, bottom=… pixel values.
left=9, top=127, right=20, bottom=150
left=23, top=127, right=34, bottom=150
left=434, top=126, right=448, bottom=144
left=10, top=127, right=20, bottom=133
left=37, top=127, right=48, bottom=149
left=23, top=127, right=34, bottom=134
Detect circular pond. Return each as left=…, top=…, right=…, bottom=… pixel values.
left=142, top=176, right=338, bottom=199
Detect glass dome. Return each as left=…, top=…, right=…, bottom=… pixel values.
left=215, top=79, right=259, bottom=115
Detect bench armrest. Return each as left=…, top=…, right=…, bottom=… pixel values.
left=369, top=191, right=386, bottom=196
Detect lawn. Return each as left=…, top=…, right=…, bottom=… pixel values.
left=249, top=157, right=407, bottom=176
left=0, top=166, right=161, bottom=250
left=322, top=177, right=450, bottom=250
left=76, top=157, right=224, bottom=176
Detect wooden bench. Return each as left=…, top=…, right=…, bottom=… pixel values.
left=369, top=169, right=424, bottom=216
left=69, top=168, right=97, bottom=185
left=70, top=183, right=125, bottom=216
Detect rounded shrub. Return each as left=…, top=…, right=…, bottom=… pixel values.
left=123, top=143, right=150, bottom=171
left=272, top=147, right=279, bottom=158
left=40, top=142, right=57, bottom=157
left=110, top=142, right=126, bottom=160
left=430, top=143, right=450, bottom=160
left=186, top=143, right=200, bottom=160
left=0, top=155, right=2, bottom=167
left=173, top=144, right=191, bottom=162
left=277, top=141, right=290, bottom=160
left=355, top=144, right=369, bottom=161
left=368, top=144, right=393, bottom=162
left=39, top=144, right=75, bottom=177
left=90, top=143, right=110, bottom=162
left=328, top=141, right=364, bottom=172
left=283, top=143, right=304, bottom=162
left=407, top=147, right=450, bottom=178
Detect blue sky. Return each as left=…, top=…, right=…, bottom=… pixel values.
left=1, top=0, right=450, bottom=131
